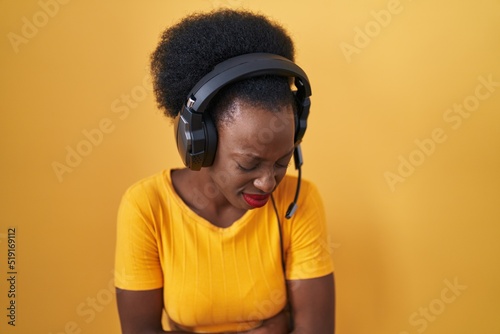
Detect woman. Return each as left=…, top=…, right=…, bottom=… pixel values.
left=115, top=9, right=335, bottom=334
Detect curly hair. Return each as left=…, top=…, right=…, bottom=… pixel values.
left=150, top=9, right=296, bottom=126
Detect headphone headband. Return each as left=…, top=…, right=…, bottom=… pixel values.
left=187, top=53, right=311, bottom=112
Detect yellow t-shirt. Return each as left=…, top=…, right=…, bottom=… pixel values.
left=115, top=170, right=333, bottom=333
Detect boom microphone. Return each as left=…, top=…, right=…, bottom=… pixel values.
left=285, top=145, right=303, bottom=219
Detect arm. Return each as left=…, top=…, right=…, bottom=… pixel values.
left=288, top=273, right=335, bottom=334
left=116, top=287, right=187, bottom=334
left=115, top=187, right=174, bottom=333
left=246, top=273, right=335, bottom=334
left=277, top=181, right=335, bottom=333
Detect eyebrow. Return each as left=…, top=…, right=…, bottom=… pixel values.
left=234, top=147, right=295, bottom=161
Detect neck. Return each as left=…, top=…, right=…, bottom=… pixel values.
left=171, top=168, right=246, bottom=228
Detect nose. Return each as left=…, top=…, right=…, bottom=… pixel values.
left=253, top=168, right=276, bottom=193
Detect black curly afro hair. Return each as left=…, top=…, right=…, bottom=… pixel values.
left=150, top=9, right=297, bottom=127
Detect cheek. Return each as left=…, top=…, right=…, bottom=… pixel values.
left=209, top=167, right=248, bottom=191
left=275, top=169, right=288, bottom=183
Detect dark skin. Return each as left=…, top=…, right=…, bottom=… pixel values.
left=116, top=101, right=335, bottom=333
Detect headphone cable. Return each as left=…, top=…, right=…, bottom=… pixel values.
left=271, top=194, right=294, bottom=332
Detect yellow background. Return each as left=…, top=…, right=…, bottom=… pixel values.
left=1, top=0, right=499, bottom=333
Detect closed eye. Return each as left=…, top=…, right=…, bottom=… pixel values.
left=237, top=163, right=258, bottom=172
left=276, top=154, right=293, bottom=169
left=275, top=161, right=291, bottom=169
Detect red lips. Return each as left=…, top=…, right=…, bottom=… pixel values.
left=242, top=193, right=270, bottom=208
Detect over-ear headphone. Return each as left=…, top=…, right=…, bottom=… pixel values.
left=173, top=52, right=311, bottom=171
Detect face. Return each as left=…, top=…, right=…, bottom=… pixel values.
left=207, top=100, right=296, bottom=211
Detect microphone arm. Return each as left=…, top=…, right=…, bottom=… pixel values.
left=285, top=145, right=303, bottom=219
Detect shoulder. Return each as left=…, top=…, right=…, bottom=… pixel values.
left=117, top=170, right=181, bottom=230
left=121, top=170, right=171, bottom=207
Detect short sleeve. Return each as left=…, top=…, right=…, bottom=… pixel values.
left=114, top=188, right=164, bottom=290
left=284, top=181, right=334, bottom=280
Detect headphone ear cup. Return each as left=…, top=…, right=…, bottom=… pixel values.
left=202, top=112, right=218, bottom=167
left=174, top=107, right=191, bottom=169
left=293, top=92, right=310, bottom=144
left=173, top=105, right=217, bottom=170
left=293, top=92, right=302, bottom=144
